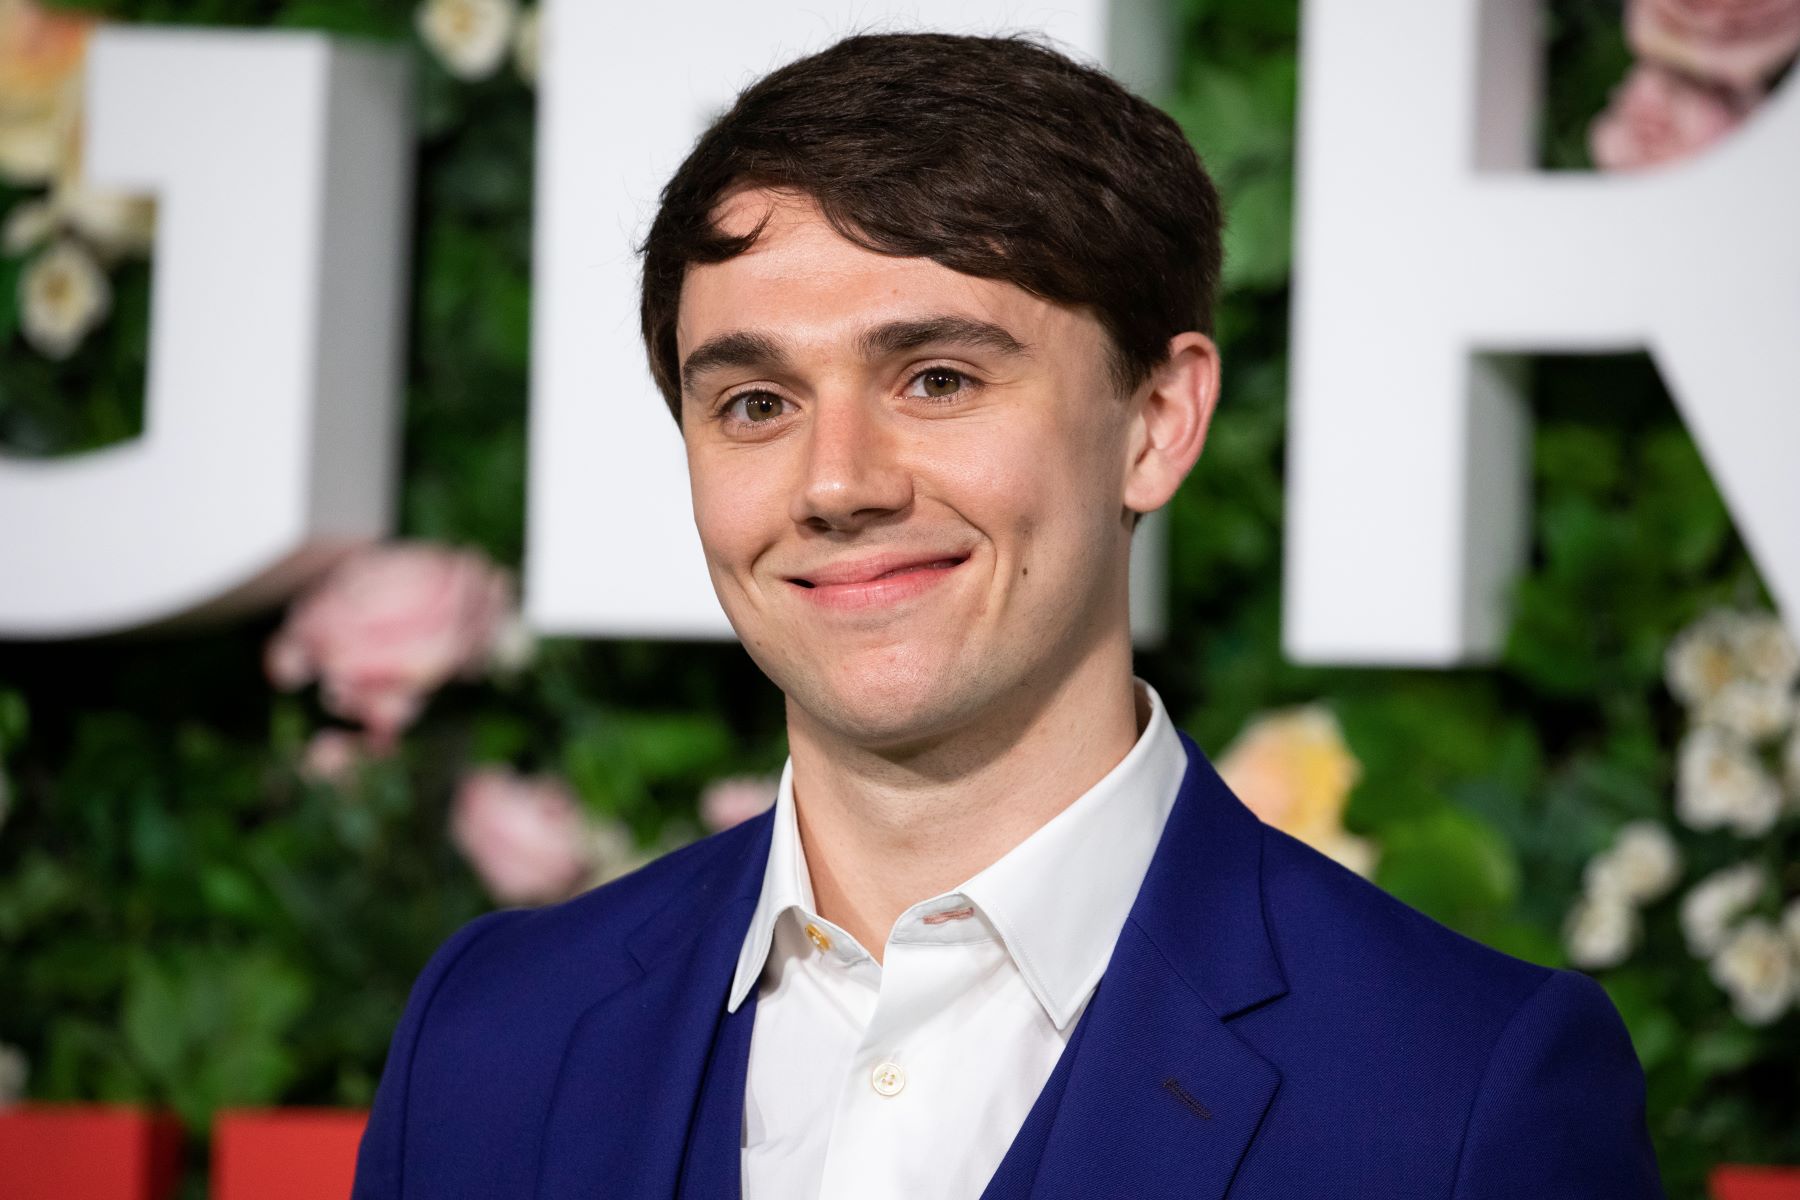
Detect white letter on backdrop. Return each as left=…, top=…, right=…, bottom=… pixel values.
left=1286, top=0, right=1800, bottom=664
left=0, top=30, right=411, bottom=639
left=526, top=0, right=1175, bottom=641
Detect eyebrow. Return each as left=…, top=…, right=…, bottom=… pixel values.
left=679, top=315, right=1031, bottom=398
left=679, top=330, right=791, bottom=397
left=856, top=315, right=1031, bottom=361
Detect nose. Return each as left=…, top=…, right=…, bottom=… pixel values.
left=790, top=395, right=913, bottom=532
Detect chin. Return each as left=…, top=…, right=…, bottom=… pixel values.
left=786, top=651, right=988, bottom=751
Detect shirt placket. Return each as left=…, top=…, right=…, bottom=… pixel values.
left=815, top=902, right=995, bottom=1200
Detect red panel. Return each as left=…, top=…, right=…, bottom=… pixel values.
left=0, top=1105, right=182, bottom=1200
left=1714, top=1167, right=1800, bottom=1200
left=212, top=1109, right=368, bottom=1200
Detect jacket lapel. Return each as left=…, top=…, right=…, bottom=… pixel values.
left=999, top=734, right=1288, bottom=1200
left=532, top=812, right=772, bottom=1200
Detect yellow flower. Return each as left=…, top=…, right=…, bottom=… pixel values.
left=0, top=0, right=94, bottom=185
left=1217, top=705, right=1377, bottom=875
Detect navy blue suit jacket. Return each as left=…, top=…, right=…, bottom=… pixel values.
left=352, top=734, right=1665, bottom=1198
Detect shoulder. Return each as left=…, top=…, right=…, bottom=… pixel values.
left=411, top=812, right=771, bottom=1027
left=1256, top=822, right=1557, bottom=1023
left=1238, top=827, right=1659, bottom=1193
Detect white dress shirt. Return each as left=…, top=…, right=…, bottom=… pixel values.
left=727, top=680, right=1188, bottom=1200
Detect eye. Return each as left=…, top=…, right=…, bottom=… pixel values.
left=904, top=367, right=969, bottom=400
left=722, top=390, right=790, bottom=425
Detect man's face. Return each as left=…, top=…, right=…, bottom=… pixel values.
left=676, top=188, right=1144, bottom=750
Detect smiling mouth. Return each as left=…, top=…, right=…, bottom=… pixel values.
left=789, top=555, right=969, bottom=590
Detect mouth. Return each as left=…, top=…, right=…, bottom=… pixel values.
left=789, top=554, right=969, bottom=589
left=785, top=552, right=971, bottom=610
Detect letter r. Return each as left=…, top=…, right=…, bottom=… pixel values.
left=1284, top=0, right=1800, bottom=664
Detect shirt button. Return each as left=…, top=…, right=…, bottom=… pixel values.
left=871, top=1061, right=905, bottom=1097
left=804, top=922, right=832, bottom=952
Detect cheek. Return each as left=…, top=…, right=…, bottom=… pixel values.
left=688, top=450, right=780, bottom=571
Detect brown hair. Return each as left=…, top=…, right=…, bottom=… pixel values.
left=638, top=32, right=1223, bottom=422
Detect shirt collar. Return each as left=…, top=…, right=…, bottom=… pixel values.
left=727, top=679, right=1188, bottom=1028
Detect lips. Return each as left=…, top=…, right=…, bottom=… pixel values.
left=788, top=553, right=969, bottom=589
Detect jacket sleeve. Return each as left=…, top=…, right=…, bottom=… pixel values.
left=1450, top=968, right=1665, bottom=1200
left=351, top=909, right=524, bottom=1200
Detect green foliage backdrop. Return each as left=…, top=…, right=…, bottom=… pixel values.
left=1, top=1, right=1794, bottom=1195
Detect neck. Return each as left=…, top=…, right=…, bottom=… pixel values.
left=785, top=637, right=1142, bottom=962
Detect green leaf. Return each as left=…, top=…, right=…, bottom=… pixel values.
left=1220, top=172, right=1293, bottom=292
left=1374, top=808, right=1520, bottom=935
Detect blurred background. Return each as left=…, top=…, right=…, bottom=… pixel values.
left=1, top=0, right=1797, bottom=1196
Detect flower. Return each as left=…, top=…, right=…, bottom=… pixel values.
left=1628, top=0, right=1800, bottom=93
left=1709, top=917, right=1798, bottom=1024
left=0, top=0, right=93, bottom=185
left=1588, top=64, right=1748, bottom=171
left=264, top=543, right=517, bottom=750
left=1699, top=680, right=1794, bottom=742
left=513, top=6, right=539, bottom=85
left=18, top=237, right=109, bottom=358
left=1783, top=896, right=1800, bottom=958
left=1729, top=611, right=1800, bottom=690
left=1667, top=610, right=1747, bottom=709
left=1583, top=820, right=1683, bottom=906
left=1565, top=892, right=1644, bottom=970
left=1681, top=861, right=1767, bottom=956
left=699, top=774, right=777, bottom=832
left=1216, top=705, right=1376, bottom=875
left=416, top=0, right=518, bottom=81
left=451, top=766, right=596, bottom=905
left=1675, top=726, right=1783, bottom=836
left=298, top=728, right=368, bottom=787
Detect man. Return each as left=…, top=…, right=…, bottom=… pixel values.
left=353, top=33, right=1664, bottom=1199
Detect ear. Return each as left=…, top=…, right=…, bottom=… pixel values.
left=1120, top=331, right=1221, bottom=516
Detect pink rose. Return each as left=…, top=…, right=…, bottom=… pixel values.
left=699, top=774, right=778, bottom=832
left=451, top=767, right=596, bottom=906
left=1588, top=64, right=1749, bottom=171
left=1628, top=0, right=1800, bottom=92
left=263, top=542, right=515, bottom=750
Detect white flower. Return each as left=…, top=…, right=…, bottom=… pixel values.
left=584, top=817, right=642, bottom=888
left=513, top=5, right=539, bottom=85
left=0, top=1042, right=25, bottom=1107
left=1681, top=861, right=1767, bottom=957
left=1667, top=611, right=1800, bottom=735
left=1584, top=820, right=1682, bottom=906
left=416, top=0, right=517, bottom=81
left=1730, top=612, right=1800, bottom=692
left=1784, top=897, right=1800, bottom=960
left=19, top=237, right=109, bottom=358
left=1699, top=679, right=1794, bottom=743
left=2, top=195, right=55, bottom=253
left=1709, top=917, right=1797, bottom=1026
left=1565, top=892, right=1642, bottom=970
left=1676, top=726, right=1783, bottom=836
left=1667, top=610, right=1747, bottom=711
left=487, top=611, right=537, bottom=676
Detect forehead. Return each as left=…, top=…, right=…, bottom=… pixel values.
left=675, top=187, right=1097, bottom=364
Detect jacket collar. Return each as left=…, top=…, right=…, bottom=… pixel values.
left=532, top=810, right=773, bottom=1200
left=983, top=732, right=1289, bottom=1200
